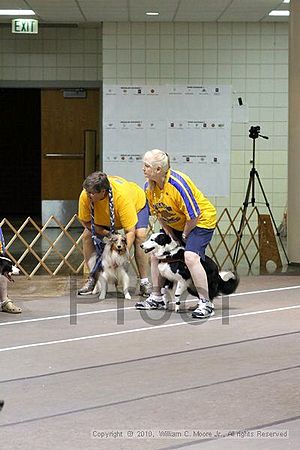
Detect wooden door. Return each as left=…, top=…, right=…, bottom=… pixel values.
left=41, top=89, right=99, bottom=200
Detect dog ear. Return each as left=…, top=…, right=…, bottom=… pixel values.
left=102, top=235, right=111, bottom=244
left=157, top=233, right=172, bottom=245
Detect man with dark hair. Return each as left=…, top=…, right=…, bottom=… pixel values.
left=78, top=172, right=151, bottom=296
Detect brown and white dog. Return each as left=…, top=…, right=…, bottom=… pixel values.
left=88, top=234, right=131, bottom=300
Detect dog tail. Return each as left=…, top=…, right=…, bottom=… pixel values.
left=217, top=271, right=239, bottom=296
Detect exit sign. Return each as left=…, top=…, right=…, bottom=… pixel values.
left=12, top=18, right=38, bottom=34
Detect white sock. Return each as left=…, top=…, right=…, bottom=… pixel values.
left=151, top=293, right=163, bottom=301
left=140, top=278, right=149, bottom=285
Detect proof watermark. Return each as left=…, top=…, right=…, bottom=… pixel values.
left=69, top=276, right=230, bottom=326
left=90, top=428, right=289, bottom=440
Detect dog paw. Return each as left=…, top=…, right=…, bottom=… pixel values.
left=98, top=292, right=106, bottom=300
left=175, top=302, right=181, bottom=313
left=124, top=292, right=131, bottom=300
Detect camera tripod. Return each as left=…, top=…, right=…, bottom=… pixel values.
left=233, top=126, right=289, bottom=267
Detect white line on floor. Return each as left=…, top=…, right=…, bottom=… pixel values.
left=1, top=284, right=300, bottom=328
left=0, top=304, right=300, bottom=353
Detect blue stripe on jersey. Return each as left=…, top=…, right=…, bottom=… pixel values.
left=170, top=170, right=200, bottom=216
left=144, top=181, right=149, bottom=190
left=168, top=178, right=198, bottom=219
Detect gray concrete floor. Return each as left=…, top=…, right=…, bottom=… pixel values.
left=0, top=274, right=299, bottom=450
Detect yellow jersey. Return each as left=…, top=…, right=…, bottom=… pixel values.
left=78, top=176, right=146, bottom=230
left=145, top=169, right=216, bottom=231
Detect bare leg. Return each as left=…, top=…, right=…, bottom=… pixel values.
left=0, top=275, right=22, bottom=313
left=82, top=228, right=95, bottom=266
left=78, top=228, right=99, bottom=295
left=184, top=251, right=208, bottom=299
left=134, top=228, right=150, bottom=279
left=0, top=275, right=8, bottom=302
left=135, top=252, right=166, bottom=309
left=150, top=254, right=164, bottom=295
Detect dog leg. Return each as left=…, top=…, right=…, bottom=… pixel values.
left=160, top=287, right=169, bottom=310
left=174, top=280, right=187, bottom=313
left=121, top=270, right=131, bottom=300
left=87, top=253, right=97, bottom=272
left=93, top=277, right=102, bottom=296
left=98, top=273, right=108, bottom=300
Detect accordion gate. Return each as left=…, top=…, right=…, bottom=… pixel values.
left=0, top=208, right=269, bottom=279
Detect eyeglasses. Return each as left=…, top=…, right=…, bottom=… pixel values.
left=86, top=190, right=100, bottom=196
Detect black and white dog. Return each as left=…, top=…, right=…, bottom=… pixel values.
left=141, top=232, right=239, bottom=312
left=0, top=255, right=20, bottom=281
left=88, top=234, right=131, bottom=300
left=0, top=255, right=20, bottom=313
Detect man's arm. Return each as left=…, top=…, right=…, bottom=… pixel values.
left=124, top=227, right=135, bottom=251
left=182, top=216, right=200, bottom=241
left=159, top=216, right=200, bottom=243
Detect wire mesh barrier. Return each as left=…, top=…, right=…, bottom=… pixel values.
left=0, top=207, right=284, bottom=279
left=0, top=215, right=84, bottom=278
left=208, top=207, right=260, bottom=271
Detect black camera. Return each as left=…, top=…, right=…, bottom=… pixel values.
left=249, top=125, right=260, bottom=139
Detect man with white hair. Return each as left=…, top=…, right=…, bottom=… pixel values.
left=136, top=149, right=217, bottom=319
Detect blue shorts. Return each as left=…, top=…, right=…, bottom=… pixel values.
left=136, top=201, right=150, bottom=229
left=173, top=227, right=214, bottom=260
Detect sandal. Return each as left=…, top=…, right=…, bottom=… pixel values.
left=1, top=299, right=22, bottom=314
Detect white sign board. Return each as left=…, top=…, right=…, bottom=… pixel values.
left=103, top=84, right=232, bottom=196
left=12, top=19, right=38, bottom=34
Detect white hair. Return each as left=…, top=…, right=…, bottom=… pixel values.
left=143, top=149, right=170, bottom=174
left=143, top=149, right=170, bottom=190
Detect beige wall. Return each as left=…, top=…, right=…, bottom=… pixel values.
left=0, top=25, right=102, bottom=81
left=102, top=22, right=288, bottom=226
left=0, top=21, right=288, bottom=226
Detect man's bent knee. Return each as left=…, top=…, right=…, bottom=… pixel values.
left=184, top=250, right=200, bottom=267
left=135, top=228, right=148, bottom=246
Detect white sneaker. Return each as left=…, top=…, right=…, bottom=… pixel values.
left=192, top=300, right=214, bottom=319
left=135, top=293, right=167, bottom=310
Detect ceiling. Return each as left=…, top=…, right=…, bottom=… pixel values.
left=0, top=0, right=290, bottom=24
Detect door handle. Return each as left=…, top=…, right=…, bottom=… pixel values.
left=44, top=153, right=84, bottom=159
